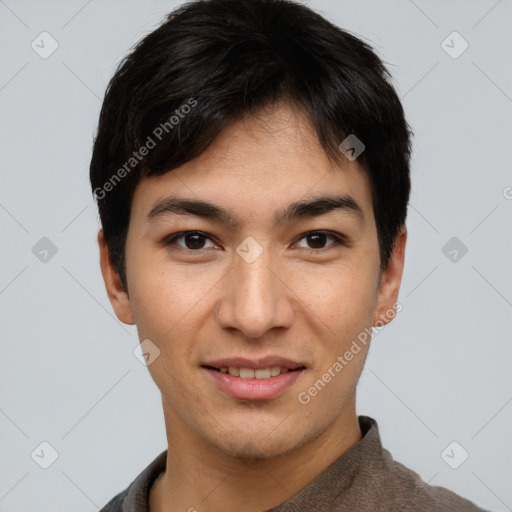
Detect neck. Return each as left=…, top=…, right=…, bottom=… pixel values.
left=150, top=399, right=362, bottom=512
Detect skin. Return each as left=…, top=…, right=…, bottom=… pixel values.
left=99, top=102, right=406, bottom=512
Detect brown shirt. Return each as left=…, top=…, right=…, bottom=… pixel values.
left=99, top=416, right=490, bottom=512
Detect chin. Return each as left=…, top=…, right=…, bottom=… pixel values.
left=224, top=434, right=297, bottom=461
left=207, top=419, right=306, bottom=462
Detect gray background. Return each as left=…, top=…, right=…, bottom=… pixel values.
left=1, top=0, right=511, bottom=510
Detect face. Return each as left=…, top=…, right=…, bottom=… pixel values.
left=100, top=103, right=405, bottom=460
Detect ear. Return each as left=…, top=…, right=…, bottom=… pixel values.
left=372, top=227, right=407, bottom=327
left=98, top=230, right=135, bottom=325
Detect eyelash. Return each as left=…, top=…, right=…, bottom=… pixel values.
left=162, top=230, right=349, bottom=253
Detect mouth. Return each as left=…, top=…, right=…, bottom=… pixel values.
left=201, top=357, right=307, bottom=401
left=202, top=365, right=305, bottom=380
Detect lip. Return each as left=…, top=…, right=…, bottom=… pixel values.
left=202, top=356, right=305, bottom=370
left=203, top=366, right=305, bottom=401
left=201, top=355, right=307, bottom=401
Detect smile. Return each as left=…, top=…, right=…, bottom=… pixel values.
left=204, top=365, right=304, bottom=379
left=202, top=363, right=306, bottom=401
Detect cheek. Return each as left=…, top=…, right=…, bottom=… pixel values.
left=292, top=260, right=378, bottom=337
left=127, top=261, right=178, bottom=354
left=129, top=251, right=196, bottom=322
left=128, top=270, right=203, bottom=399
left=128, top=261, right=221, bottom=362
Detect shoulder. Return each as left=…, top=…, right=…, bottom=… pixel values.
left=376, top=449, right=489, bottom=511
left=329, top=416, right=491, bottom=512
left=99, top=490, right=126, bottom=512
left=98, top=450, right=167, bottom=512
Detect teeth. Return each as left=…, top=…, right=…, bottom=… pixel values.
left=255, top=368, right=271, bottom=379
left=217, top=366, right=295, bottom=379
left=240, top=368, right=255, bottom=379
left=270, top=366, right=281, bottom=377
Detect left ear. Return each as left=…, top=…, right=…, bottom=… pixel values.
left=372, top=227, right=407, bottom=327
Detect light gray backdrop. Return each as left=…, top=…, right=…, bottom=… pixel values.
left=1, top=0, right=511, bottom=511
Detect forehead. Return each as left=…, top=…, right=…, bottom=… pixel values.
left=131, top=102, right=374, bottom=225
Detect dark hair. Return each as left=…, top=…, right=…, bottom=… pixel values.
left=90, top=0, right=412, bottom=291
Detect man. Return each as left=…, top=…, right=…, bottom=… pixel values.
left=90, top=0, right=489, bottom=510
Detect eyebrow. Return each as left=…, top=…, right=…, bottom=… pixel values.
left=147, top=194, right=365, bottom=228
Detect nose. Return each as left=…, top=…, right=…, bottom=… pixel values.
left=215, top=244, right=295, bottom=339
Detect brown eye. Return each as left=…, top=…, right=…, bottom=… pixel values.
left=184, top=233, right=207, bottom=249
left=165, top=231, right=217, bottom=250
left=295, top=231, right=344, bottom=250
left=306, top=233, right=328, bottom=249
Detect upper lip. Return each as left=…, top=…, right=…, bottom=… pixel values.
left=202, top=356, right=306, bottom=370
